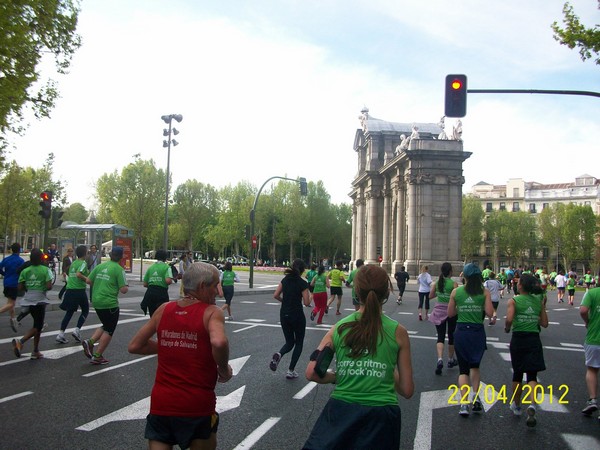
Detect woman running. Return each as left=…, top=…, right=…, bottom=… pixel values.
left=429, top=262, right=458, bottom=375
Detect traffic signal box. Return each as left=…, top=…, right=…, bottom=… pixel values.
left=51, top=209, right=64, bottom=229
left=444, top=74, right=467, bottom=118
left=299, top=177, right=308, bottom=196
left=39, top=190, right=53, bottom=219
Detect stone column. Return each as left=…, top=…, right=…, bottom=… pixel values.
left=351, top=202, right=357, bottom=262
left=405, top=174, right=418, bottom=274
left=393, top=172, right=406, bottom=274
left=355, top=192, right=365, bottom=260
left=365, top=189, right=380, bottom=265
left=381, top=184, right=392, bottom=272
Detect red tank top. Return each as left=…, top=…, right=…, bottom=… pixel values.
left=150, top=301, right=218, bottom=416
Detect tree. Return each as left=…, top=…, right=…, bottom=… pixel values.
left=95, top=157, right=166, bottom=257
left=63, top=202, right=88, bottom=224
left=170, top=180, right=218, bottom=253
left=538, top=203, right=597, bottom=270
left=551, top=2, right=600, bottom=65
left=0, top=0, right=82, bottom=154
left=461, top=196, right=485, bottom=261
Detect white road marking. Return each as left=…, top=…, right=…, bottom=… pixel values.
left=489, top=342, right=509, bottom=349
left=0, top=345, right=86, bottom=367
left=544, top=345, right=584, bottom=352
left=397, top=312, right=413, bottom=315
left=573, top=323, right=585, bottom=327
left=240, top=301, right=256, bottom=304
left=77, top=357, right=250, bottom=431
left=244, top=319, right=266, bottom=323
left=293, top=382, right=318, bottom=399
left=561, top=433, right=600, bottom=449
left=561, top=343, right=583, bottom=348
left=233, top=417, right=281, bottom=449
left=486, top=337, right=499, bottom=341
left=234, top=325, right=259, bottom=333
left=83, top=355, right=156, bottom=377
left=548, top=321, right=560, bottom=325
left=499, top=352, right=511, bottom=362
left=0, top=391, right=33, bottom=404
left=265, top=302, right=280, bottom=306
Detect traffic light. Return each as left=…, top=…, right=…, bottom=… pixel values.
left=51, top=209, right=64, bottom=229
left=39, top=190, right=53, bottom=219
left=244, top=224, right=251, bottom=240
left=299, top=177, right=308, bottom=196
left=444, top=74, right=467, bottom=118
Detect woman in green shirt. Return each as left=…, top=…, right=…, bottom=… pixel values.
left=448, top=263, right=494, bottom=417
left=13, top=248, right=53, bottom=360
left=504, top=273, right=548, bottom=427
left=304, top=265, right=414, bottom=449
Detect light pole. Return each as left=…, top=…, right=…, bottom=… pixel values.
left=249, top=176, right=307, bottom=288
left=161, top=114, right=182, bottom=253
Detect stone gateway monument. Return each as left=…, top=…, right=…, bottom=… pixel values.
left=349, top=108, right=471, bottom=276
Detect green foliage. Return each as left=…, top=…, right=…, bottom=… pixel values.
left=62, top=202, right=88, bottom=224
left=0, top=0, right=82, bottom=154
left=461, top=196, right=485, bottom=260
left=551, top=2, right=600, bottom=65
left=95, top=157, right=166, bottom=256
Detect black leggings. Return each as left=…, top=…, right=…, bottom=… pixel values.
left=278, top=312, right=306, bottom=371
left=418, top=292, right=430, bottom=310
left=435, top=316, right=457, bottom=345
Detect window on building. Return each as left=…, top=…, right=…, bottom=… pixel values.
left=513, top=187, right=519, bottom=197
left=499, top=202, right=506, bottom=211
left=542, top=203, right=549, bottom=210
left=486, top=202, right=493, bottom=212
left=512, top=202, right=520, bottom=212
left=529, top=203, right=536, bottom=213
left=584, top=201, right=591, bottom=207
left=485, top=247, right=492, bottom=256
left=542, top=247, right=549, bottom=258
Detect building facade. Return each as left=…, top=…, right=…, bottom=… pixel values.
left=349, top=109, right=470, bottom=275
left=469, top=175, right=600, bottom=270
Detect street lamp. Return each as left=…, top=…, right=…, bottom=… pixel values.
left=161, top=114, right=183, bottom=252
left=249, top=176, right=308, bottom=288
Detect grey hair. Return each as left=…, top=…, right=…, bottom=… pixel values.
left=183, top=262, right=219, bottom=293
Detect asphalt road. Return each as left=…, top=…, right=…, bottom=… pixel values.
left=0, top=278, right=599, bottom=449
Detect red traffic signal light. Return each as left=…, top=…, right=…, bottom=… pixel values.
left=39, top=190, right=53, bottom=219
left=444, top=74, right=467, bottom=118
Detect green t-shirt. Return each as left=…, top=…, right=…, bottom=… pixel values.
left=89, top=260, right=128, bottom=309
left=584, top=274, right=592, bottom=283
left=435, top=278, right=456, bottom=304
left=328, top=269, right=345, bottom=287
left=67, top=259, right=89, bottom=290
left=582, top=288, right=600, bottom=345
left=331, top=312, right=399, bottom=406
left=221, top=270, right=236, bottom=287
left=18, top=265, right=52, bottom=291
left=512, top=294, right=543, bottom=333
left=313, top=273, right=327, bottom=294
left=567, top=278, right=576, bottom=289
left=306, top=270, right=317, bottom=284
left=549, top=271, right=557, bottom=281
left=143, top=261, right=172, bottom=288
left=481, top=268, right=492, bottom=280
left=454, top=286, right=485, bottom=324
left=345, top=268, right=360, bottom=298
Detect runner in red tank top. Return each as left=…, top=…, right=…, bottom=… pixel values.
left=129, top=262, right=233, bottom=450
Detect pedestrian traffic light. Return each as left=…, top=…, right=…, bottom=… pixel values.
left=39, top=190, right=52, bottom=219
left=444, top=74, right=467, bottom=118
left=299, top=177, right=308, bottom=196
left=51, top=209, right=64, bottom=229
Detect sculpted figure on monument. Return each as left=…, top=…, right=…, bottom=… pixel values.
left=438, top=116, right=448, bottom=140
left=410, top=124, right=420, bottom=140
left=452, top=119, right=463, bottom=141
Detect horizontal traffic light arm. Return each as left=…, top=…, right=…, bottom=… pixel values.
left=467, top=89, right=600, bottom=98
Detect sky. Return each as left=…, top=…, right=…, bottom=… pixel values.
left=8, top=0, right=600, bottom=211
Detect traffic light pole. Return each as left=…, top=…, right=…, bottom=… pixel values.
left=248, top=176, right=306, bottom=289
